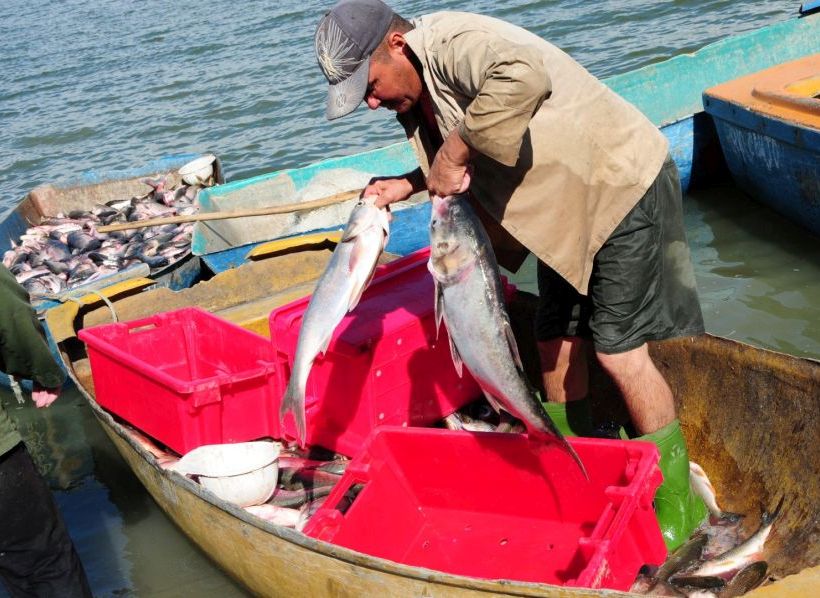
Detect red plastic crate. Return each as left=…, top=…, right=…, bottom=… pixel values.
left=78, top=307, right=280, bottom=454
left=304, top=427, right=666, bottom=590
left=269, top=248, right=487, bottom=456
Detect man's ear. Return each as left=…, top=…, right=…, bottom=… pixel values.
left=386, top=31, right=406, bottom=54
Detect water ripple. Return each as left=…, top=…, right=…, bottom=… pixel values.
left=0, top=0, right=794, bottom=210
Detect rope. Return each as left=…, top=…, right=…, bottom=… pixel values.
left=65, top=290, right=119, bottom=323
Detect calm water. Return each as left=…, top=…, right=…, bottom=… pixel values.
left=0, top=1, right=813, bottom=596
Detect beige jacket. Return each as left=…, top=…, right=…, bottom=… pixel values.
left=399, top=12, right=668, bottom=294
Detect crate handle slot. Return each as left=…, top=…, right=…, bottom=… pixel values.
left=319, top=465, right=371, bottom=515
left=303, top=466, right=371, bottom=541
left=120, top=313, right=168, bottom=332
left=127, top=323, right=158, bottom=334
left=213, top=361, right=275, bottom=386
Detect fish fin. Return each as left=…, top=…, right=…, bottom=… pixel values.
left=530, top=405, right=589, bottom=480
left=279, top=378, right=307, bottom=449
left=669, top=575, right=726, bottom=590
left=762, top=495, right=786, bottom=526
left=319, top=331, right=333, bottom=355
left=482, top=391, right=505, bottom=415
left=503, top=319, right=524, bottom=372
left=347, top=273, right=369, bottom=312
left=346, top=241, right=380, bottom=312
left=431, top=280, right=463, bottom=376
left=432, top=276, right=444, bottom=338
left=448, top=328, right=463, bottom=378
left=724, top=561, right=768, bottom=595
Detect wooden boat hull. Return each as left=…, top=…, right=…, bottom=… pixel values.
left=48, top=246, right=820, bottom=597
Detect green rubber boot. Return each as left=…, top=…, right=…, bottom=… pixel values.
left=638, top=419, right=708, bottom=551
left=542, top=398, right=594, bottom=437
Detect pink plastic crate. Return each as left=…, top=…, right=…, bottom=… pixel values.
left=269, top=248, right=488, bottom=456
left=305, top=428, right=666, bottom=590
left=78, top=307, right=280, bottom=454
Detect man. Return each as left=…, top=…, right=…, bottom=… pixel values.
left=314, top=0, right=706, bottom=549
left=0, top=264, right=92, bottom=597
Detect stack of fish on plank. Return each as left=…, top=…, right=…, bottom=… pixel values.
left=2, top=175, right=202, bottom=298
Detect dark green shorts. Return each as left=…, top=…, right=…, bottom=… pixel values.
left=535, top=156, right=705, bottom=354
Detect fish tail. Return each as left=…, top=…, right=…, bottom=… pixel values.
left=531, top=424, right=588, bottom=480
left=279, top=377, right=307, bottom=448
left=560, top=436, right=589, bottom=481
left=762, top=494, right=786, bottom=526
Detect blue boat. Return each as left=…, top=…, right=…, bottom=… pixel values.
left=703, top=53, right=820, bottom=236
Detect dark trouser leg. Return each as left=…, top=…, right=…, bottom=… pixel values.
left=0, top=443, right=92, bottom=598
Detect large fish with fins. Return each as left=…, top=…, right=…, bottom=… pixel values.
left=428, top=193, right=586, bottom=478
left=279, top=197, right=390, bottom=447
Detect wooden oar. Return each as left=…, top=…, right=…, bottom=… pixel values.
left=96, top=188, right=364, bottom=233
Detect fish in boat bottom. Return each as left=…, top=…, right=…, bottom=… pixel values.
left=123, top=424, right=350, bottom=531
left=689, top=461, right=744, bottom=524
left=631, top=494, right=784, bottom=596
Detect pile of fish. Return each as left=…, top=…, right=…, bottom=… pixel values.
left=242, top=447, right=351, bottom=529
left=631, top=470, right=783, bottom=597
left=2, top=175, right=201, bottom=298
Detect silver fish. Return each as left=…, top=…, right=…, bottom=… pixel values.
left=651, top=534, right=709, bottom=589
left=690, top=462, right=743, bottom=523
left=279, top=197, right=390, bottom=447
left=427, top=194, right=585, bottom=477
left=444, top=411, right=498, bottom=433
left=676, top=496, right=784, bottom=580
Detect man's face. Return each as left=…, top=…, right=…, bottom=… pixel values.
left=364, top=37, right=422, bottom=113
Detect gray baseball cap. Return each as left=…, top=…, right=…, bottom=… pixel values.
left=315, top=0, right=395, bottom=120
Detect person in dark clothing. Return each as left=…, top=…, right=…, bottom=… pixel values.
left=0, top=264, right=92, bottom=598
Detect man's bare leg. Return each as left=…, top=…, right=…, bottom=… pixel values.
left=538, top=337, right=588, bottom=403
left=537, top=337, right=593, bottom=436
left=594, top=343, right=675, bottom=435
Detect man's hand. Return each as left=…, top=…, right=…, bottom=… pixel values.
left=364, top=177, right=415, bottom=208
left=32, top=383, right=60, bottom=408
left=427, top=129, right=474, bottom=197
